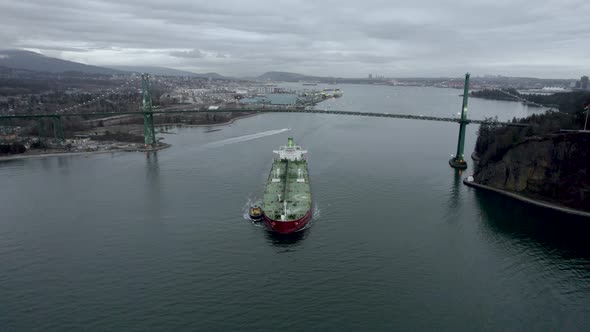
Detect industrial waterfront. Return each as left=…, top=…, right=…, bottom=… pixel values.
left=1, top=85, right=590, bottom=330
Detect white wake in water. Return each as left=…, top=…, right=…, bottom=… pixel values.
left=242, top=197, right=262, bottom=220
left=299, top=203, right=320, bottom=231
left=242, top=197, right=266, bottom=227
left=204, top=128, right=291, bottom=149
left=312, top=204, right=321, bottom=219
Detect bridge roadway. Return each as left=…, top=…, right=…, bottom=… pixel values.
left=0, top=107, right=528, bottom=127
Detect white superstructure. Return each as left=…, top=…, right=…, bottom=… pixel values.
left=273, top=138, right=307, bottom=161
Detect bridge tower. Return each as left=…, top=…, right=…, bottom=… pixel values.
left=449, top=73, right=470, bottom=169
left=142, top=74, right=157, bottom=147
left=52, top=116, right=65, bottom=142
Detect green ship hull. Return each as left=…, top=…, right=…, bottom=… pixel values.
left=261, top=138, right=312, bottom=234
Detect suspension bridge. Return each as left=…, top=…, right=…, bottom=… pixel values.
left=0, top=73, right=530, bottom=169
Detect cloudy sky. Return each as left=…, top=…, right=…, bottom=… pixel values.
left=0, top=0, right=588, bottom=78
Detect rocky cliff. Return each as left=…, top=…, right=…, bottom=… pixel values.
left=474, top=132, right=590, bottom=212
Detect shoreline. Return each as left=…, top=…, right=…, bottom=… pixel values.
left=0, top=143, right=171, bottom=162
left=156, top=112, right=260, bottom=129
left=463, top=179, right=590, bottom=218
left=0, top=149, right=125, bottom=161
left=0, top=113, right=260, bottom=162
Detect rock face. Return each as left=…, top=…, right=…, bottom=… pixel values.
left=474, top=133, right=590, bottom=211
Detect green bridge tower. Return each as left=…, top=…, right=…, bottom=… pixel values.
left=142, top=74, right=157, bottom=147
left=449, top=73, right=470, bottom=169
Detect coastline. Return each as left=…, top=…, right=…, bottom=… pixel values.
left=463, top=179, right=590, bottom=218
left=0, top=143, right=171, bottom=162
left=0, top=149, right=125, bottom=161
left=155, top=112, right=260, bottom=129
left=0, top=112, right=260, bottom=162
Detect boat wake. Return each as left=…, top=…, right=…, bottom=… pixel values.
left=203, top=128, right=291, bottom=149
left=242, top=197, right=265, bottom=227
left=312, top=204, right=321, bottom=219
left=298, top=203, right=320, bottom=231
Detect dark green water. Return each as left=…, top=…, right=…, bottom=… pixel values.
left=1, top=85, right=589, bottom=331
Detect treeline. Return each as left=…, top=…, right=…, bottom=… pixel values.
left=471, top=88, right=522, bottom=101
left=119, top=112, right=252, bottom=126
left=475, top=90, right=590, bottom=164
left=0, top=77, right=118, bottom=96
left=93, top=131, right=144, bottom=143
left=0, top=79, right=51, bottom=95
left=475, top=112, right=579, bottom=164
left=0, top=143, right=26, bottom=155
left=1, top=90, right=143, bottom=113
left=471, top=89, right=590, bottom=114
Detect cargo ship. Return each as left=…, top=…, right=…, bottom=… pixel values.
left=253, top=138, right=312, bottom=234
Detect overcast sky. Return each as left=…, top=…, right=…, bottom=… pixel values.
left=0, top=0, right=588, bottom=78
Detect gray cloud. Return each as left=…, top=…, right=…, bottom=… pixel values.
left=0, top=0, right=588, bottom=77
left=170, top=49, right=205, bottom=58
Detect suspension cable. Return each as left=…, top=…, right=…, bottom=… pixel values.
left=56, top=75, right=140, bottom=114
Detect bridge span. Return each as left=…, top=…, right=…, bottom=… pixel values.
left=0, top=107, right=527, bottom=126
left=0, top=73, right=524, bottom=169
left=200, top=108, right=527, bottom=127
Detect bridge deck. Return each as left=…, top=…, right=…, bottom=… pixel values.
left=0, top=107, right=528, bottom=127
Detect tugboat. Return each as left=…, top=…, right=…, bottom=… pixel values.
left=256, top=138, right=312, bottom=234
left=249, top=205, right=263, bottom=221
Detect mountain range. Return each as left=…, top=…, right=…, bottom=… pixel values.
left=107, top=65, right=226, bottom=79
left=0, top=50, right=366, bottom=83
left=0, top=50, right=227, bottom=78
left=0, top=50, right=123, bottom=75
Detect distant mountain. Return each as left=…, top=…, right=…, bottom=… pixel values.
left=257, top=71, right=374, bottom=84
left=0, top=49, right=123, bottom=75
left=257, top=71, right=318, bottom=82
left=109, top=65, right=227, bottom=79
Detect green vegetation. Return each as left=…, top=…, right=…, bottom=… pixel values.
left=93, top=131, right=144, bottom=143
left=473, top=91, right=590, bottom=211
left=471, top=89, right=590, bottom=114
left=471, top=88, right=523, bottom=102
left=0, top=79, right=51, bottom=95
left=475, top=112, right=579, bottom=163
left=475, top=90, right=590, bottom=163
left=29, top=140, right=48, bottom=149
left=473, top=89, right=589, bottom=166
left=0, top=143, right=26, bottom=155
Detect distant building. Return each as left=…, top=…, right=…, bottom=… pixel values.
left=67, top=134, right=91, bottom=146
left=581, top=76, right=589, bottom=90
left=368, top=74, right=373, bottom=79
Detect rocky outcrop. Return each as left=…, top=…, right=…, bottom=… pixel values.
left=474, top=132, right=590, bottom=211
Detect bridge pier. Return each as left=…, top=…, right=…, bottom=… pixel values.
left=52, top=116, right=65, bottom=142
left=37, top=118, right=46, bottom=142
left=449, top=73, right=470, bottom=169
left=141, top=74, right=157, bottom=147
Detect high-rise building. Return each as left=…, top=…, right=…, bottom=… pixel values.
left=368, top=74, right=373, bottom=79
left=581, top=76, right=589, bottom=90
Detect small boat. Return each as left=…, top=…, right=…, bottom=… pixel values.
left=249, top=205, right=263, bottom=220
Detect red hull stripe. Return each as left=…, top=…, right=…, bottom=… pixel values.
left=263, top=208, right=313, bottom=234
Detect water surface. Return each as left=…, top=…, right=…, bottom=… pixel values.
left=1, top=85, right=589, bottom=331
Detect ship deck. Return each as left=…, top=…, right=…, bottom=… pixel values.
left=262, top=159, right=311, bottom=221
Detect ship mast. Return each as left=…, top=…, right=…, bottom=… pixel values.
left=281, top=159, right=289, bottom=220
left=283, top=200, right=287, bottom=221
